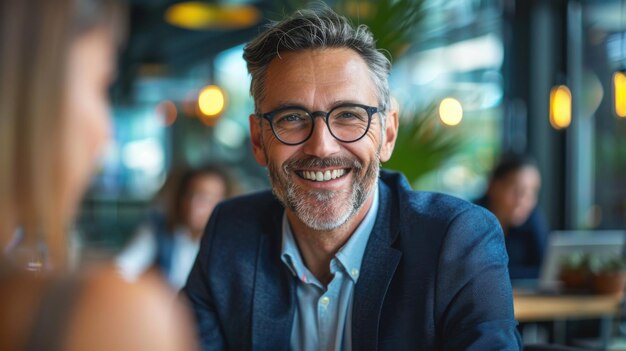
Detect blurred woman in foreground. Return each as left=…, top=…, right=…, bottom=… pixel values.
left=0, top=1, right=197, bottom=350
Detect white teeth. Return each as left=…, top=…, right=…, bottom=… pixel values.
left=324, top=170, right=331, bottom=180
left=316, top=171, right=323, bottom=181
left=300, top=169, right=346, bottom=182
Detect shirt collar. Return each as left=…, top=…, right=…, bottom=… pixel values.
left=280, top=184, right=379, bottom=285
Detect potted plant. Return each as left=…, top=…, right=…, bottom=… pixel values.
left=559, top=252, right=626, bottom=294
left=589, top=255, right=626, bottom=295
left=559, top=252, right=592, bottom=290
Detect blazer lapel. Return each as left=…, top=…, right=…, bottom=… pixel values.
left=251, top=208, right=296, bottom=351
left=352, top=179, right=402, bottom=350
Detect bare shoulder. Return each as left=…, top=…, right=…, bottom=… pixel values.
left=64, top=264, right=198, bottom=351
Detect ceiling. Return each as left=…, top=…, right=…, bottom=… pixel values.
left=114, top=0, right=276, bottom=102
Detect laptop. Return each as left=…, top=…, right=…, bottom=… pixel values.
left=535, top=230, right=626, bottom=292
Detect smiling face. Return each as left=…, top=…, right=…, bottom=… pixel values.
left=250, top=48, right=397, bottom=232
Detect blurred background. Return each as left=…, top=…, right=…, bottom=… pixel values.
left=77, top=0, right=626, bottom=254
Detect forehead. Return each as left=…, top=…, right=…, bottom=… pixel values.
left=501, top=166, right=541, bottom=186
left=262, top=48, right=377, bottom=110
left=192, top=173, right=224, bottom=186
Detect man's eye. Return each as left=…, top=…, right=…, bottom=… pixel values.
left=285, top=114, right=303, bottom=121
left=276, top=113, right=306, bottom=123
left=335, top=111, right=366, bottom=122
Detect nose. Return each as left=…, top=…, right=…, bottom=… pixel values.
left=301, top=117, right=341, bottom=157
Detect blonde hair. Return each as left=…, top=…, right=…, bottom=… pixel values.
left=0, top=0, right=123, bottom=268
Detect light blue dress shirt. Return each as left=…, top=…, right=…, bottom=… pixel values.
left=280, top=186, right=379, bottom=351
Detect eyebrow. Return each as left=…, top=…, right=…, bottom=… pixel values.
left=266, top=100, right=365, bottom=112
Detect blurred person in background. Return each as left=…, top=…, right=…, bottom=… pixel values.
left=117, top=164, right=238, bottom=288
left=0, top=1, right=197, bottom=350
left=476, top=153, right=549, bottom=280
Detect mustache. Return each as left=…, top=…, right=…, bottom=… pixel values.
left=283, top=156, right=362, bottom=172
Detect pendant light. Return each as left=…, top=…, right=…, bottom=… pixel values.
left=613, top=0, right=626, bottom=118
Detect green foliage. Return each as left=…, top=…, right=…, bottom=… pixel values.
left=560, top=252, right=626, bottom=275
left=383, top=104, right=464, bottom=185
left=559, top=251, right=591, bottom=271
left=334, top=0, right=426, bottom=60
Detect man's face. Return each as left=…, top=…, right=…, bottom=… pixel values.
left=490, top=166, right=541, bottom=227
left=249, top=48, right=397, bottom=231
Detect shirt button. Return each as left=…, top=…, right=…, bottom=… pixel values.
left=351, top=268, right=359, bottom=278
left=320, top=296, right=330, bottom=306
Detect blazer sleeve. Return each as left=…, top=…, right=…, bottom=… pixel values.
left=436, top=205, right=523, bottom=350
left=182, top=205, right=227, bottom=351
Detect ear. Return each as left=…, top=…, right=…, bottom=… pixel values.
left=379, top=97, right=399, bottom=163
left=249, top=114, right=268, bottom=166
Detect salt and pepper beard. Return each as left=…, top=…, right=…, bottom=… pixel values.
left=266, top=149, right=381, bottom=232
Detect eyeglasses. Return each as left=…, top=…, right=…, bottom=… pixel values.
left=259, top=103, right=379, bottom=146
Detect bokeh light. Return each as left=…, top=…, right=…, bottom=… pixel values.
left=439, top=97, right=463, bottom=126
left=549, top=85, right=572, bottom=129
left=165, top=2, right=261, bottom=30
left=198, top=85, right=225, bottom=117
left=613, top=71, right=626, bottom=118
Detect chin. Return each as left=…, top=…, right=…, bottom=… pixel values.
left=299, top=209, right=353, bottom=231
left=510, top=216, right=529, bottom=227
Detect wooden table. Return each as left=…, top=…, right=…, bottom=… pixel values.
left=514, top=291, right=623, bottom=322
left=514, top=290, right=623, bottom=349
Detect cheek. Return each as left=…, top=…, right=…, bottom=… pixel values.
left=62, top=77, right=112, bottom=204
left=263, top=136, right=295, bottom=166
left=518, top=195, right=537, bottom=215
left=349, top=133, right=381, bottom=165
left=80, top=83, right=110, bottom=146
left=497, top=192, right=517, bottom=210
left=362, top=126, right=383, bottom=153
left=69, top=83, right=111, bottom=164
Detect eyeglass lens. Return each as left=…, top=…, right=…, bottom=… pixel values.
left=270, top=105, right=371, bottom=144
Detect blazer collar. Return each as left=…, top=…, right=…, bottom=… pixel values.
left=352, top=174, right=403, bottom=350
left=251, top=200, right=295, bottom=351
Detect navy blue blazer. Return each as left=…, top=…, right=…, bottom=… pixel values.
left=184, top=171, right=522, bottom=350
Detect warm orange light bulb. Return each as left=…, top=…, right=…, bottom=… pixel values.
left=165, top=2, right=260, bottom=30
left=613, top=71, right=626, bottom=118
left=549, top=85, right=571, bottom=129
left=198, top=85, right=225, bottom=117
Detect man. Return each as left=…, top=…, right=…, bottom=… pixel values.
left=475, top=153, right=548, bottom=280
left=184, top=6, right=522, bottom=350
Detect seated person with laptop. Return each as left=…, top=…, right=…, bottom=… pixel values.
left=476, top=153, right=549, bottom=280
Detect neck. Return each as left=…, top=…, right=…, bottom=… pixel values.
left=287, top=194, right=374, bottom=286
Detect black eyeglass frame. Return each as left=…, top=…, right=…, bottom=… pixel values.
left=259, top=103, right=379, bottom=146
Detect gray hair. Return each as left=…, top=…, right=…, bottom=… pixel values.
left=243, top=6, right=391, bottom=117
